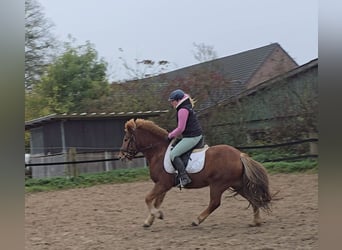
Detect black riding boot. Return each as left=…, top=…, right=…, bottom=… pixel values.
left=172, top=157, right=192, bottom=187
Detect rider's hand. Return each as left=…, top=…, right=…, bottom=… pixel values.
left=165, top=135, right=172, bottom=142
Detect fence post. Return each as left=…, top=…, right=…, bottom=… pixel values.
left=66, top=147, right=78, bottom=178
left=309, top=132, right=318, bottom=155
left=105, top=151, right=110, bottom=171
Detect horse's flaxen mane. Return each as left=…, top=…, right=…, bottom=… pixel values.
left=136, top=118, right=168, bottom=137
left=125, top=118, right=168, bottom=137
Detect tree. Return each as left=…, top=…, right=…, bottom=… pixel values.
left=106, top=43, right=230, bottom=132
left=33, top=41, right=110, bottom=113
left=115, top=48, right=171, bottom=81
left=192, top=42, right=217, bottom=63
left=25, top=0, right=57, bottom=89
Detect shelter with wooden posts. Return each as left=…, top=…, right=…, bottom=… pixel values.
left=25, top=110, right=168, bottom=178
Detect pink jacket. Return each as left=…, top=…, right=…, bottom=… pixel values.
left=168, top=95, right=190, bottom=139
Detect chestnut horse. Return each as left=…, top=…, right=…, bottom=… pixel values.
left=119, top=118, right=272, bottom=227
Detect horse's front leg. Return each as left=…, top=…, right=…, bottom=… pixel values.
left=153, top=191, right=167, bottom=219
left=143, top=184, right=167, bottom=227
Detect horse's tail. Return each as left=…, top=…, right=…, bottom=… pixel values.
left=240, top=153, right=272, bottom=212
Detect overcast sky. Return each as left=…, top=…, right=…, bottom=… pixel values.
left=38, top=0, right=318, bottom=82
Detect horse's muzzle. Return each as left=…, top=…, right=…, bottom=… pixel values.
left=118, top=151, right=125, bottom=160
left=118, top=150, right=134, bottom=161
left=118, top=151, right=129, bottom=161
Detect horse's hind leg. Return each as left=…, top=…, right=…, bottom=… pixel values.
left=192, top=185, right=226, bottom=226
left=235, top=189, right=262, bottom=226
left=251, top=205, right=261, bottom=227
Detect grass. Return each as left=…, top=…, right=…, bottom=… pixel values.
left=263, top=159, right=318, bottom=173
left=25, top=167, right=150, bottom=193
left=25, top=160, right=318, bottom=193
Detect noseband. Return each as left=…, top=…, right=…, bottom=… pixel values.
left=121, top=133, right=138, bottom=160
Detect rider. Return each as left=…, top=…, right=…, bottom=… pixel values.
left=167, top=89, right=203, bottom=187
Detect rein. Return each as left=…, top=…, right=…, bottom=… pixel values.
left=140, top=142, right=163, bottom=152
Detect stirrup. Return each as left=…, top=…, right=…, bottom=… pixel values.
left=177, top=175, right=191, bottom=189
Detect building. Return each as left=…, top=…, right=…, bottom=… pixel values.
left=25, top=110, right=168, bottom=178
left=113, top=43, right=299, bottom=112
left=26, top=43, right=316, bottom=178
left=198, top=59, right=318, bottom=148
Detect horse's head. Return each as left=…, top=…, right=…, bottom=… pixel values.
left=119, top=119, right=138, bottom=160
left=119, top=118, right=169, bottom=161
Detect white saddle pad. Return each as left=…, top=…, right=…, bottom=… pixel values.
left=163, top=143, right=209, bottom=174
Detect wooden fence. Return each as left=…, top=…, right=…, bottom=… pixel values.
left=236, top=138, right=318, bottom=162
left=25, top=138, right=318, bottom=178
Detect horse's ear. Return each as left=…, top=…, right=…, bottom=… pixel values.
left=126, top=118, right=136, bottom=132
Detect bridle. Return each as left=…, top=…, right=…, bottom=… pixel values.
left=120, top=133, right=138, bottom=160
left=120, top=131, right=165, bottom=160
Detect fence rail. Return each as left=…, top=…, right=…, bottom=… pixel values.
left=236, top=138, right=318, bottom=150
left=25, top=138, right=318, bottom=167
left=236, top=138, right=318, bottom=162
left=261, top=154, right=318, bottom=162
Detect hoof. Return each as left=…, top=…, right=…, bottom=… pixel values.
left=191, top=221, right=199, bottom=226
left=143, top=223, right=151, bottom=228
left=249, top=222, right=261, bottom=227
left=157, top=211, right=164, bottom=220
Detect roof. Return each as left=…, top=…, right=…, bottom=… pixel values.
left=119, top=43, right=298, bottom=111
left=142, top=43, right=291, bottom=85
left=25, top=110, right=169, bottom=130
left=236, top=58, right=317, bottom=97
left=197, top=58, right=318, bottom=116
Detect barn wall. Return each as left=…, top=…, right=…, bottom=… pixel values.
left=246, top=47, right=298, bottom=89
left=30, top=127, right=44, bottom=155
left=43, top=122, right=63, bottom=155
left=200, top=64, right=318, bottom=146
left=242, top=66, right=318, bottom=128
left=64, top=119, right=125, bottom=153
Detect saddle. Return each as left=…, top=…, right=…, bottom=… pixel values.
left=172, top=137, right=205, bottom=167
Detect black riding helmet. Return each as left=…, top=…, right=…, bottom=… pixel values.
left=168, top=89, right=185, bottom=101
